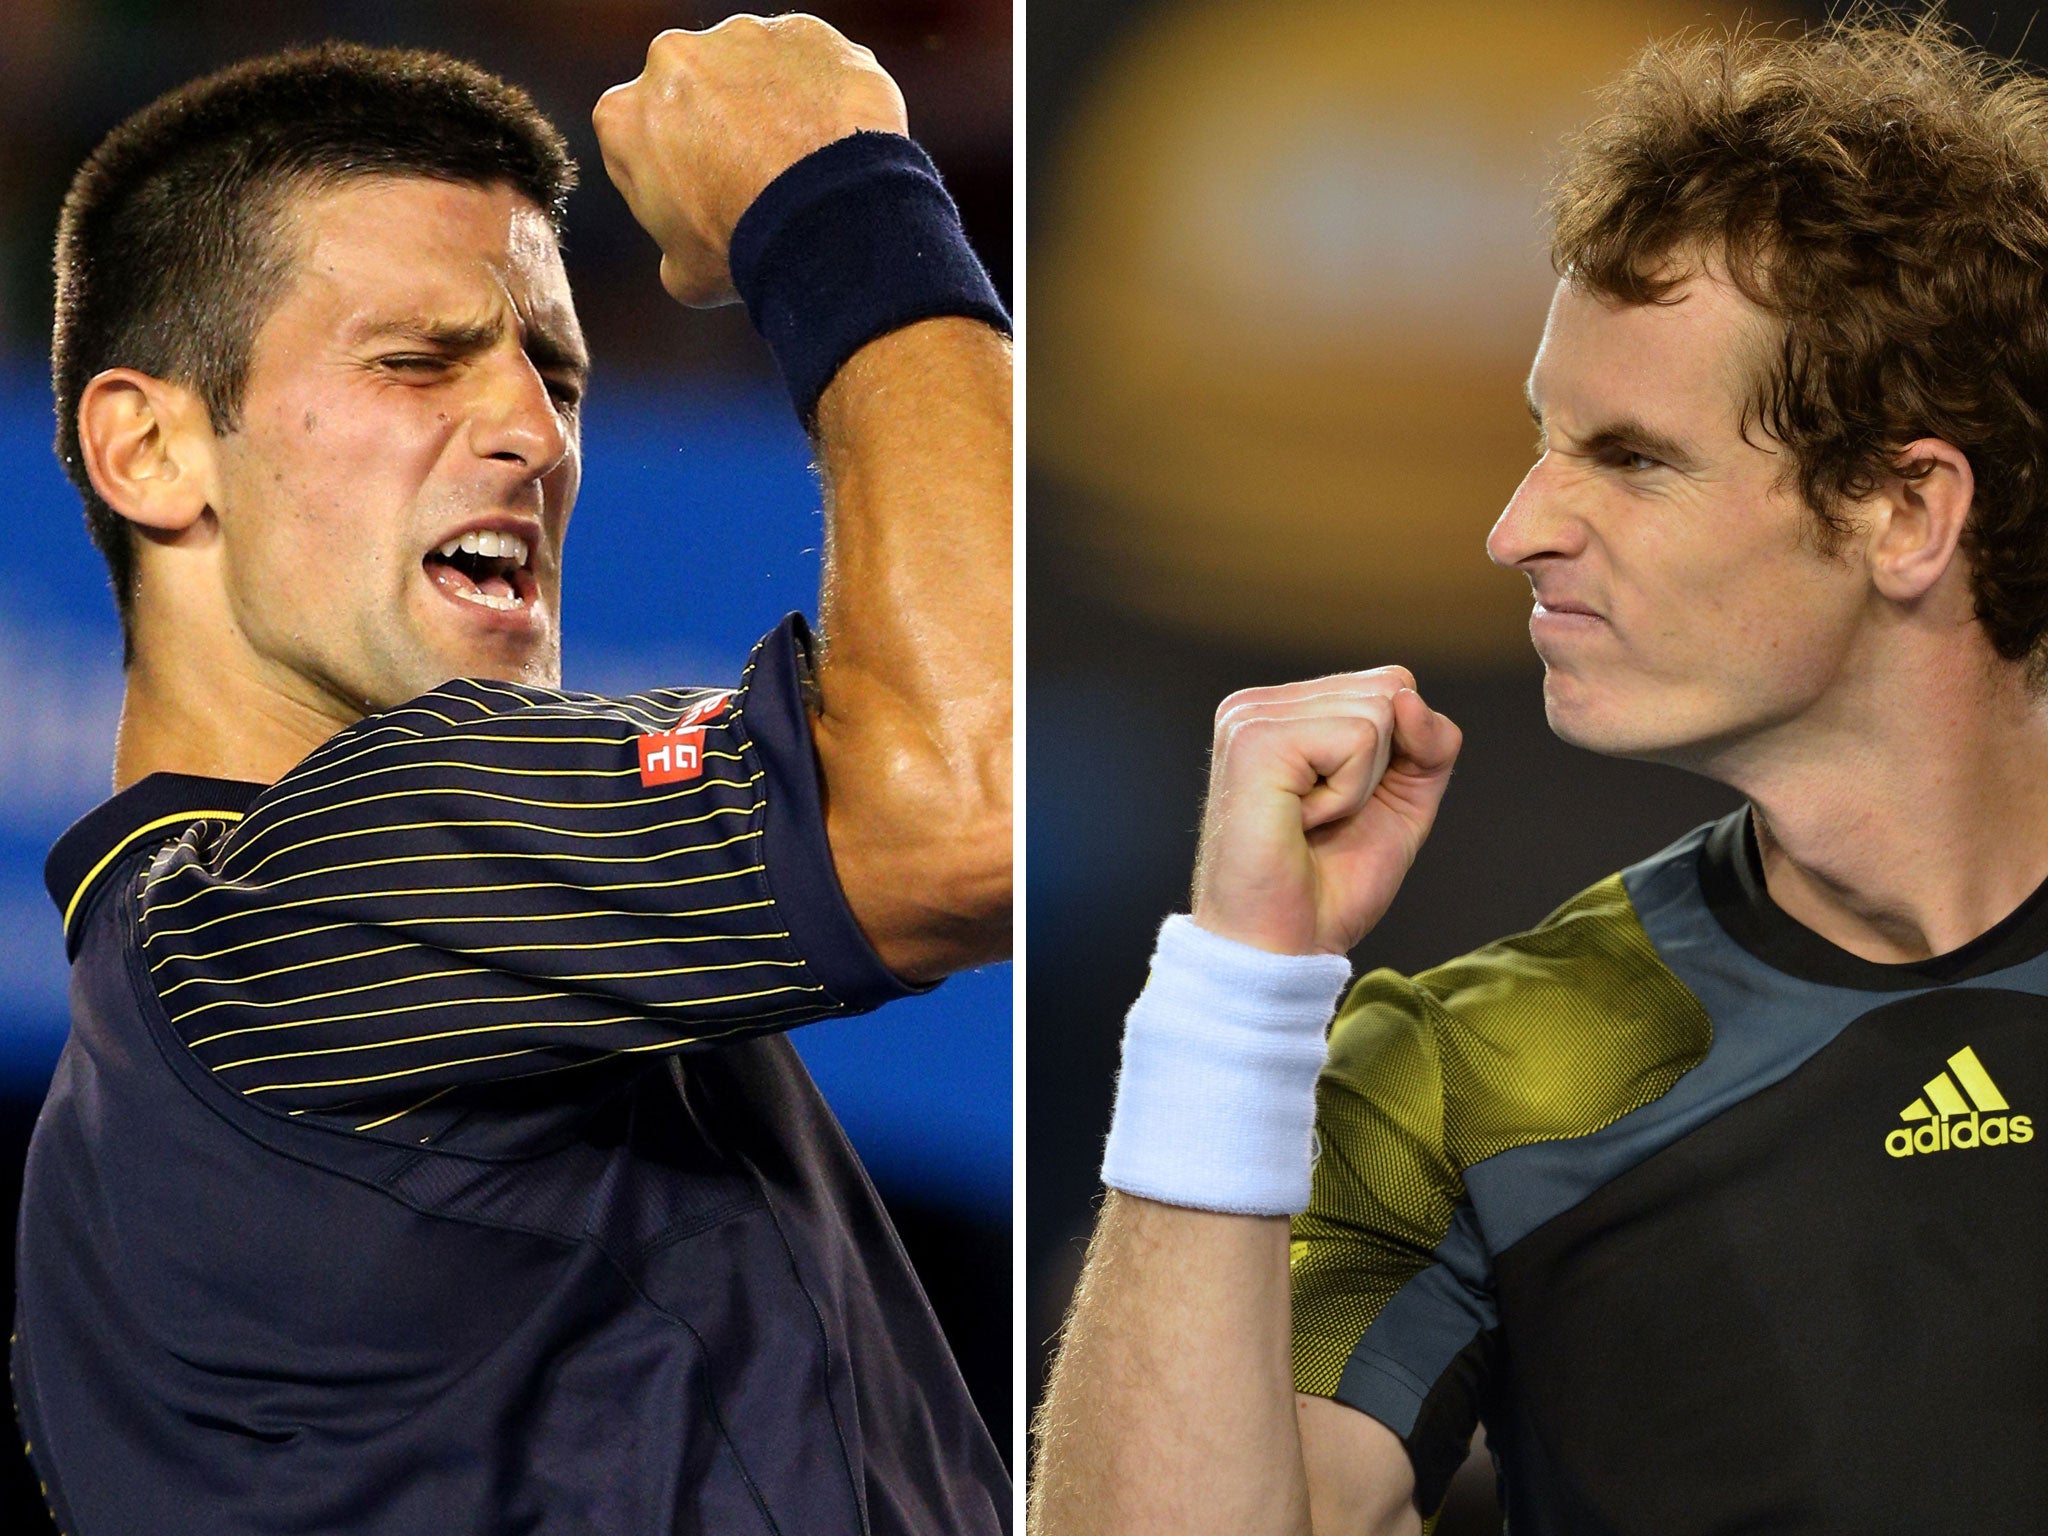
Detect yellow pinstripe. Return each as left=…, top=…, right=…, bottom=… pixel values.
left=144, top=881, right=773, bottom=947
left=258, top=693, right=747, bottom=805
left=268, top=709, right=727, bottom=795
left=220, top=779, right=754, bottom=882
left=244, top=1045, right=554, bottom=1092
left=225, top=748, right=751, bottom=853
left=164, top=934, right=803, bottom=999
left=239, top=999, right=826, bottom=1094
left=460, top=676, right=734, bottom=727
left=148, top=912, right=788, bottom=968
left=169, top=925, right=791, bottom=976
left=354, top=1084, right=457, bottom=1132
left=61, top=811, right=245, bottom=934
left=171, top=966, right=504, bottom=1023
left=178, top=955, right=797, bottom=1050
left=159, top=923, right=799, bottom=997
left=314, top=1003, right=829, bottom=1127
left=212, top=1013, right=655, bottom=1071
left=145, top=836, right=765, bottom=921
left=171, top=955, right=814, bottom=1024
left=189, top=989, right=583, bottom=1048
left=218, top=761, right=756, bottom=871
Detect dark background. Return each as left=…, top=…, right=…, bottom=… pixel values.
left=1024, top=0, right=2043, bottom=1526
left=0, top=0, right=1011, bottom=1524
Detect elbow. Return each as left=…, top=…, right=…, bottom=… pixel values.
left=823, top=726, right=1012, bottom=984
left=883, top=754, right=1012, bottom=984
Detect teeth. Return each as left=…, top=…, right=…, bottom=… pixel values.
left=435, top=532, right=531, bottom=567
left=453, top=587, right=524, bottom=611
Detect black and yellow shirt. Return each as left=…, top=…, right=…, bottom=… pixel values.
left=16, top=618, right=1006, bottom=1536
left=1293, top=809, right=2048, bottom=1532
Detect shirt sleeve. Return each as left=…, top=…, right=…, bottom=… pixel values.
left=1290, top=969, right=1496, bottom=1517
left=136, top=615, right=918, bottom=1131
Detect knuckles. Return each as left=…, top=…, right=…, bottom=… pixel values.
left=590, top=84, right=630, bottom=134
left=1212, top=703, right=1387, bottom=764
left=650, top=13, right=839, bottom=63
left=1211, top=666, right=1417, bottom=725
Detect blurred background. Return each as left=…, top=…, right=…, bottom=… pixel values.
left=0, top=0, right=1009, bottom=1521
left=1027, top=0, right=2037, bottom=1526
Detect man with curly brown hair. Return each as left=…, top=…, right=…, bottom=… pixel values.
left=1034, top=13, right=2048, bottom=1534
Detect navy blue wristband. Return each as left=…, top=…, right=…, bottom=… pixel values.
left=729, top=131, right=1011, bottom=424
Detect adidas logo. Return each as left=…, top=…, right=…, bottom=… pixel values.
left=1883, top=1046, right=2032, bottom=1158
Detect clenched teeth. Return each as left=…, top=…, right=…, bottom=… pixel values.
left=436, top=530, right=531, bottom=567
left=452, top=587, right=525, bottom=611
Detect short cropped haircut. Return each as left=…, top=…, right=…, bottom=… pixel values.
left=1549, top=8, right=2048, bottom=667
left=52, top=42, right=576, bottom=645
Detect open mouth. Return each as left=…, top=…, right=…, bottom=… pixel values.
left=423, top=529, right=537, bottom=613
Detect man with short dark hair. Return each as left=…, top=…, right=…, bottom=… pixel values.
left=19, top=18, right=1010, bottom=1534
left=1034, top=14, right=2048, bottom=1534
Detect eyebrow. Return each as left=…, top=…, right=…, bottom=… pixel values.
left=355, top=314, right=590, bottom=385
left=1525, top=385, right=1699, bottom=471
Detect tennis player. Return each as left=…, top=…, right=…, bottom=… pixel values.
left=1034, top=14, right=2048, bottom=1534
left=18, top=17, right=1009, bottom=1534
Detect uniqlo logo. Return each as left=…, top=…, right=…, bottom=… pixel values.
left=636, top=695, right=728, bottom=787
left=673, top=693, right=731, bottom=728
left=639, top=727, right=707, bottom=786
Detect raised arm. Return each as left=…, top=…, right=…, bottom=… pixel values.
left=1031, top=677, right=1461, bottom=1534
left=805, top=317, right=1011, bottom=981
left=593, top=16, right=1012, bottom=983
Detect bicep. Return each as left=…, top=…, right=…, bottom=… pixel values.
left=1300, top=1395, right=1421, bottom=1536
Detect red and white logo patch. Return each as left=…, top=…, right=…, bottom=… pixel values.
left=637, top=693, right=731, bottom=786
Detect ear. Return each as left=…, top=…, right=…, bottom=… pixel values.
left=75, top=368, right=219, bottom=533
left=1865, top=437, right=1973, bottom=603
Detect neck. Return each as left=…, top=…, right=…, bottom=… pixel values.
left=113, top=626, right=360, bottom=794
left=1711, top=645, right=2048, bottom=964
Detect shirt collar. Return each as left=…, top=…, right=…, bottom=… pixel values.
left=45, top=773, right=265, bottom=959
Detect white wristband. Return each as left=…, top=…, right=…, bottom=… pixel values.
left=1101, top=915, right=1353, bottom=1216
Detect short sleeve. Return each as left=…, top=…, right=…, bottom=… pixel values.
left=135, top=615, right=917, bottom=1131
left=1291, top=969, right=1496, bottom=1513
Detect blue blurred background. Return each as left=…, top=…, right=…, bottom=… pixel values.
left=0, top=0, right=1011, bottom=1512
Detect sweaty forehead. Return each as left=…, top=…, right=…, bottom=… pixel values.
left=267, top=174, right=582, bottom=356
left=1529, top=272, right=1773, bottom=436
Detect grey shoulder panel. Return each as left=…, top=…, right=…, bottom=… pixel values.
left=1464, top=817, right=1904, bottom=1256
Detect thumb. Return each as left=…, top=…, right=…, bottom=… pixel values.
left=1389, top=688, right=1462, bottom=779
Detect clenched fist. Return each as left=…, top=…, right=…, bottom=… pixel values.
left=1191, top=672, right=1462, bottom=957
left=592, top=14, right=908, bottom=306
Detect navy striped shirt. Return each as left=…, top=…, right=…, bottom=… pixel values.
left=16, top=616, right=1008, bottom=1534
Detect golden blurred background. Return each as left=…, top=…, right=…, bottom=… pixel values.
left=1036, top=0, right=1708, bottom=660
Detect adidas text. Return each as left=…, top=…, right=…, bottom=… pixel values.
left=1884, top=1112, right=2032, bottom=1158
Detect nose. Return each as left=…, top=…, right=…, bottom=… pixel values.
left=467, top=348, right=570, bottom=478
left=1486, top=452, right=1585, bottom=571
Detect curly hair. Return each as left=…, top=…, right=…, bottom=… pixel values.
left=53, top=42, right=576, bottom=651
left=1549, top=7, right=2048, bottom=665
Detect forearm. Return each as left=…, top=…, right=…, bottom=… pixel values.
left=1033, top=658, right=1466, bottom=1530
left=810, top=315, right=1013, bottom=977
left=1032, top=1193, right=1310, bottom=1536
